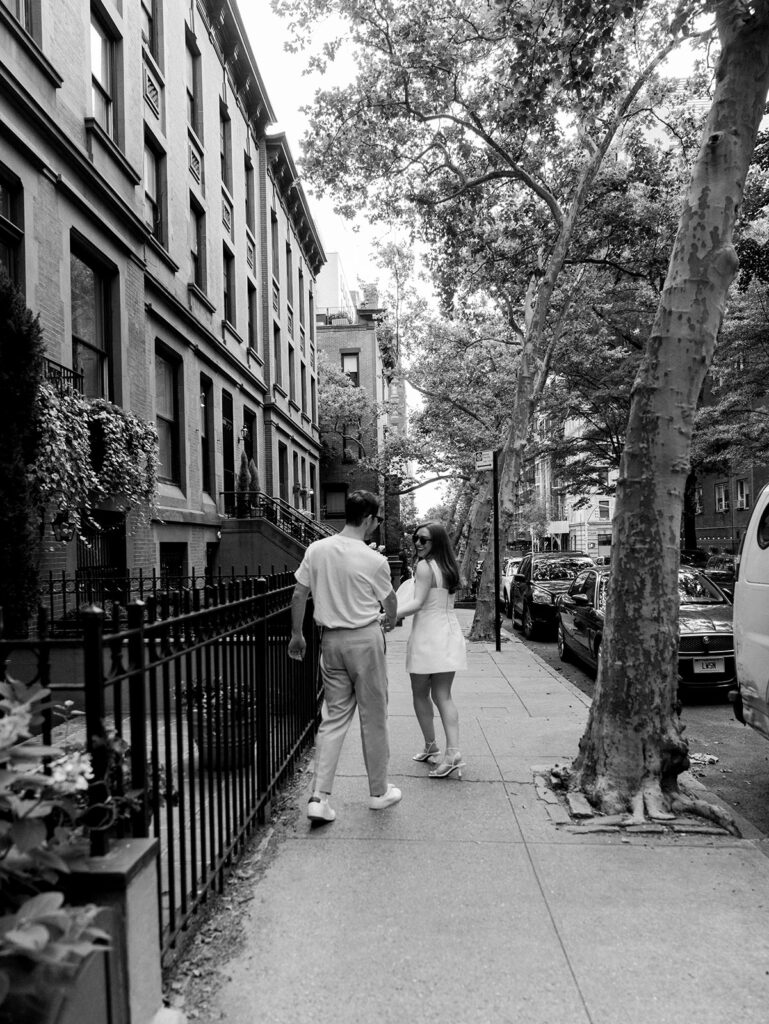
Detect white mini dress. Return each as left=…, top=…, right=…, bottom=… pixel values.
left=405, top=561, right=468, bottom=674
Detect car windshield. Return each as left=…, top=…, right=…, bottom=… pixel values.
left=678, top=568, right=728, bottom=604
left=532, top=558, right=594, bottom=582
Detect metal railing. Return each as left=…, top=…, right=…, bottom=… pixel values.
left=38, top=566, right=286, bottom=638
left=220, top=489, right=335, bottom=545
left=1, top=573, right=322, bottom=967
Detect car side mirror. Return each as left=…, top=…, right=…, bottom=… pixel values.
left=514, top=573, right=526, bottom=582
left=572, top=593, right=590, bottom=606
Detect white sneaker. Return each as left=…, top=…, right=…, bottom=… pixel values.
left=368, top=784, right=402, bottom=810
left=307, top=796, right=336, bottom=824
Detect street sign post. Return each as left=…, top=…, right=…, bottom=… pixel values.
left=475, top=450, right=501, bottom=651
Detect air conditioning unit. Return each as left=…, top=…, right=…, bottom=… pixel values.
left=737, top=496, right=750, bottom=510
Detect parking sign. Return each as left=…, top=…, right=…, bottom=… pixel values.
left=475, top=450, right=494, bottom=471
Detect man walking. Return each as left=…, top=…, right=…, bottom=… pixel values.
left=288, top=490, right=401, bottom=824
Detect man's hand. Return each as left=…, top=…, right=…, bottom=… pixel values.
left=288, top=633, right=306, bottom=661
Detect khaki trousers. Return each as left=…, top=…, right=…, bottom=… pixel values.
left=313, top=622, right=390, bottom=797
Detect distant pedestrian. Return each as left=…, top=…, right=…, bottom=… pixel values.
left=395, top=521, right=468, bottom=778
left=288, top=490, right=401, bottom=824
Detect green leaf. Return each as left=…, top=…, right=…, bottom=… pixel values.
left=10, top=818, right=46, bottom=853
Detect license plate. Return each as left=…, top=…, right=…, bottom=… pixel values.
left=693, top=658, right=725, bottom=674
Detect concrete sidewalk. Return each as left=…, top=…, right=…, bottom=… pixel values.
left=214, top=611, right=769, bottom=1024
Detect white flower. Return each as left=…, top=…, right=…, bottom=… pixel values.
left=50, top=751, right=94, bottom=793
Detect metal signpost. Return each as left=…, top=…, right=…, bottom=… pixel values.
left=475, top=449, right=501, bottom=652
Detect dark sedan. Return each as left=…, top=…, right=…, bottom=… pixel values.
left=555, top=566, right=735, bottom=691
left=511, top=551, right=595, bottom=639
left=703, top=554, right=735, bottom=599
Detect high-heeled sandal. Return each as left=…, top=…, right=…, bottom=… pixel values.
left=412, top=740, right=439, bottom=763
left=429, top=749, right=466, bottom=779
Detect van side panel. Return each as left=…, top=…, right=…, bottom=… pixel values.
left=734, top=483, right=769, bottom=741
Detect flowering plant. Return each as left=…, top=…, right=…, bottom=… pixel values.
left=29, top=381, right=158, bottom=540
left=0, top=678, right=110, bottom=1012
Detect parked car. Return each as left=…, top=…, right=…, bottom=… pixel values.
left=680, top=548, right=709, bottom=567
left=556, top=565, right=736, bottom=691
left=511, top=551, right=595, bottom=639
left=732, top=482, right=769, bottom=739
left=703, top=554, right=736, bottom=598
left=500, top=556, right=524, bottom=616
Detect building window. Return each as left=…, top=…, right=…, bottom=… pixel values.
left=223, top=246, right=235, bottom=325
left=90, top=10, right=117, bottom=140
left=325, top=486, right=347, bottom=518
left=286, top=243, right=293, bottom=306
left=2, top=0, right=33, bottom=34
left=244, top=156, right=255, bottom=234
left=598, top=499, right=610, bottom=520
left=273, top=325, right=282, bottom=386
left=342, top=352, right=359, bottom=386
left=309, top=290, right=315, bottom=343
left=288, top=344, right=296, bottom=403
left=310, top=464, right=316, bottom=515
left=0, top=168, right=23, bottom=286
left=143, top=139, right=165, bottom=244
left=71, top=248, right=111, bottom=400
left=736, top=478, right=750, bottom=510
left=243, top=407, right=256, bottom=464
left=301, top=363, right=307, bottom=414
left=247, top=282, right=257, bottom=351
left=140, top=0, right=158, bottom=60
left=189, top=198, right=205, bottom=289
left=292, top=451, right=300, bottom=507
left=200, top=374, right=213, bottom=495
left=156, top=349, right=180, bottom=484
left=715, top=482, right=730, bottom=513
left=185, top=38, right=201, bottom=136
left=311, top=377, right=317, bottom=422
left=219, top=106, right=232, bottom=192
left=271, top=211, right=279, bottom=282
left=298, top=269, right=305, bottom=328
left=694, top=485, right=703, bottom=515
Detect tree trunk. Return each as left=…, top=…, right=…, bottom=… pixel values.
left=572, top=3, right=769, bottom=817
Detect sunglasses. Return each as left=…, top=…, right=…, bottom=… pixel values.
left=414, top=535, right=431, bottom=545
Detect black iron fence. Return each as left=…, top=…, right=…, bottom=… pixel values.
left=1, top=572, right=322, bottom=967
left=38, top=566, right=290, bottom=638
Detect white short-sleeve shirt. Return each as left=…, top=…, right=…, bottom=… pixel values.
left=295, top=535, right=393, bottom=629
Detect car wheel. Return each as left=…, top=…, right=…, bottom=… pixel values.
left=557, top=620, right=572, bottom=662
left=523, top=603, right=537, bottom=640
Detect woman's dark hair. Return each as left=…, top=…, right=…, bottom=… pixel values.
left=412, top=520, right=460, bottom=594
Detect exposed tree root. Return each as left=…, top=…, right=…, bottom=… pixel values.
left=671, top=790, right=742, bottom=837
left=555, top=764, right=741, bottom=836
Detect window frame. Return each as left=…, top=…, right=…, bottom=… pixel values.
left=90, top=9, right=117, bottom=141
left=143, top=136, right=166, bottom=245
left=222, top=244, right=235, bottom=326
left=155, top=346, right=182, bottom=485
left=185, top=36, right=202, bottom=138
left=189, top=196, right=205, bottom=290
left=341, top=352, right=359, bottom=386
left=70, top=243, right=113, bottom=401
left=0, top=165, right=24, bottom=288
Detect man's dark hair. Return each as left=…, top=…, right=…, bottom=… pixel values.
left=345, top=490, right=380, bottom=526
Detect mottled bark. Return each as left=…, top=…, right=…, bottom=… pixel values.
left=572, top=2, right=769, bottom=817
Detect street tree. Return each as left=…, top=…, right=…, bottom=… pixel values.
left=570, top=1, right=769, bottom=823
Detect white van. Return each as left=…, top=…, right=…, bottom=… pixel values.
left=733, top=482, right=769, bottom=740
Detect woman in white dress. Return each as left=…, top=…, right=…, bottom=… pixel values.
left=396, top=521, right=468, bottom=778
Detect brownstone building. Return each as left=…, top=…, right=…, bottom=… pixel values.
left=0, top=0, right=325, bottom=586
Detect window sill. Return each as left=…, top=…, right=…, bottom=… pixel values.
left=0, top=8, right=63, bottom=87
left=247, top=346, right=263, bottom=367
left=289, top=399, right=301, bottom=413
left=188, top=282, right=216, bottom=313
left=273, top=383, right=288, bottom=400
left=222, top=319, right=244, bottom=346
left=84, top=118, right=141, bottom=185
left=146, top=233, right=178, bottom=272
